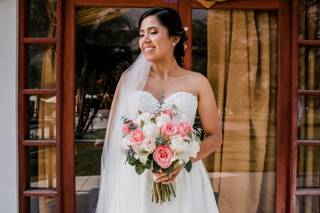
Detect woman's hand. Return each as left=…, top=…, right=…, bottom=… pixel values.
left=153, top=166, right=183, bottom=184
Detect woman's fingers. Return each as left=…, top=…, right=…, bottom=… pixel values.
left=172, top=166, right=182, bottom=175
left=153, top=166, right=182, bottom=183
left=156, top=170, right=181, bottom=183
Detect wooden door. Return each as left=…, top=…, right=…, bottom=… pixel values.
left=290, top=0, right=320, bottom=212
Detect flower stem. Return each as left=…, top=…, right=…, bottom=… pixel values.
left=169, top=183, right=176, bottom=197
left=155, top=182, right=162, bottom=204
left=152, top=182, right=176, bottom=204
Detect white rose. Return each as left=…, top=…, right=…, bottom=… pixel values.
left=172, top=152, right=190, bottom=164
left=188, top=141, right=200, bottom=159
left=142, top=122, right=160, bottom=138
left=121, top=136, right=131, bottom=150
left=170, top=135, right=190, bottom=164
left=170, top=135, right=188, bottom=153
left=137, top=152, right=149, bottom=164
left=132, top=143, right=149, bottom=164
left=155, top=113, right=171, bottom=127
left=142, top=137, right=156, bottom=153
left=131, top=143, right=144, bottom=153
left=136, top=112, right=151, bottom=125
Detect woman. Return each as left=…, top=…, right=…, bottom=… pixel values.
left=96, top=8, right=222, bottom=213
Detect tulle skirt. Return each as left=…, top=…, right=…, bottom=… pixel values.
left=96, top=157, right=219, bottom=213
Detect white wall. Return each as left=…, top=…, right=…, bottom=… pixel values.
left=0, top=0, right=19, bottom=212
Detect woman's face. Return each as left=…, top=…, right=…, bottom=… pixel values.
left=139, top=15, right=175, bottom=62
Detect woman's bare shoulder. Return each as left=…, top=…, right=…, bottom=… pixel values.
left=183, top=69, right=208, bottom=85
left=181, top=69, right=211, bottom=96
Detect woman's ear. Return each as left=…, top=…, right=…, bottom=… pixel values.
left=171, top=36, right=181, bottom=45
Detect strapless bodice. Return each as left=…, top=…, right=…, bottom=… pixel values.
left=126, top=91, right=198, bottom=124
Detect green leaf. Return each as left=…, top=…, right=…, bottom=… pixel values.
left=145, top=159, right=152, bottom=169
left=127, top=155, right=138, bottom=166
left=172, top=104, right=177, bottom=110
left=135, top=163, right=145, bottom=175
left=184, top=160, right=192, bottom=172
left=155, top=137, right=164, bottom=145
left=121, top=115, right=129, bottom=122
left=151, top=160, right=161, bottom=173
left=194, top=134, right=201, bottom=143
left=164, top=166, right=174, bottom=174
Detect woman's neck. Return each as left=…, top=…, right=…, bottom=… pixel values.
left=150, top=56, right=181, bottom=80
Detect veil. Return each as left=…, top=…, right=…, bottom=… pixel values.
left=96, top=53, right=152, bottom=212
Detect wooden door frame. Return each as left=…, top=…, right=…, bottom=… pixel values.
left=62, top=0, right=292, bottom=212
left=290, top=0, right=320, bottom=212
left=18, top=0, right=63, bottom=212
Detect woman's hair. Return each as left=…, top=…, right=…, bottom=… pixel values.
left=138, top=8, right=187, bottom=67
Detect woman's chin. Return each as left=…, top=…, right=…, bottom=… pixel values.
left=142, top=54, right=157, bottom=62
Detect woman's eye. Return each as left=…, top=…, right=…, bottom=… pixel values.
left=150, top=31, right=158, bottom=35
left=139, top=34, right=144, bottom=38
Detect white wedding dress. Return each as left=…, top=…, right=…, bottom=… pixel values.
left=96, top=90, right=219, bottom=213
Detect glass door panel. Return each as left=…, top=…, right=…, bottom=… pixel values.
left=192, top=9, right=278, bottom=213
left=26, top=0, right=57, bottom=37
left=29, top=196, right=57, bottom=213
left=299, top=0, right=320, bottom=40
left=74, top=7, right=148, bottom=212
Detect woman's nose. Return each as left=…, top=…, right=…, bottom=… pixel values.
left=143, top=34, right=151, bottom=43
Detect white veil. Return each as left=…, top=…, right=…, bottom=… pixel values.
left=96, top=54, right=152, bottom=212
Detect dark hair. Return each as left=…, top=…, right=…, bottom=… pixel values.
left=138, top=8, right=187, bottom=67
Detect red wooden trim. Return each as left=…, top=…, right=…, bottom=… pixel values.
left=19, top=0, right=28, bottom=212
left=22, top=37, right=56, bottom=44
left=22, top=89, right=56, bottom=94
left=192, top=0, right=281, bottom=9
left=56, top=0, right=63, bottom=212
left=298, top=39, right=320, bottom=47
left=75, top=0, right=178, bottom=8
left=23, top=189, right=57, bottom=197
left=297, top=90, right=320, bottom=96
left=62, top=0, right=76, bottom=211
left=290, top=0, right=299, bottom=212
left=297, top=140, right=320, bottom=146
left=22, top=140, right=56, bottom=146
left=179, top=0, right=192, bottom=69
left=296, top=188, right=320, bottom=196
left=277, top=2, right=291, bottom=213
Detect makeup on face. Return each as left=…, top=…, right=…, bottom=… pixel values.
left=139, top=16, right=175, bottom=61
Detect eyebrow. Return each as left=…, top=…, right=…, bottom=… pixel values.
left=139, top=26, right=159, bottom=33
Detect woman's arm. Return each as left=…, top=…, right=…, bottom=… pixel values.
left=191, top=73, right=222, bottom=163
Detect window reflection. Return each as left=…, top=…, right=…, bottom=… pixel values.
left=75, top=8, right=148, bottom=212
left=26, top=95, right=56, bottom=140
left=192, top=9, right=278, bottom=213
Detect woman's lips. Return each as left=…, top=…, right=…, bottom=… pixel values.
left=144, top=46, right=155, bottom=54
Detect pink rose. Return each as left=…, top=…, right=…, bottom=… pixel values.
left=178, top=122, right=193, bottom=137
left=129, top=128, right=144, bottom=144
left=153, top=145, right=173, bottom=169
left=160, top=122, right=178, bottom=137
left=161, top=109, right=173, bottom=117
left=122, top=123, right=131, bottom=135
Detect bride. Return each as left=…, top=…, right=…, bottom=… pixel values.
left=95, top=7, right=222, bottom=213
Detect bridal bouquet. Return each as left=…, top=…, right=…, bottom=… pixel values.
left=121, top=104, right=202, bottom=204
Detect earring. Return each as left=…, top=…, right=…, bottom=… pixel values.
left=172, top=43, right=176, bottom=46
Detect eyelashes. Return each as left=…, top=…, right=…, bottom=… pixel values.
left=139, top=31, right=158, bottom=38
